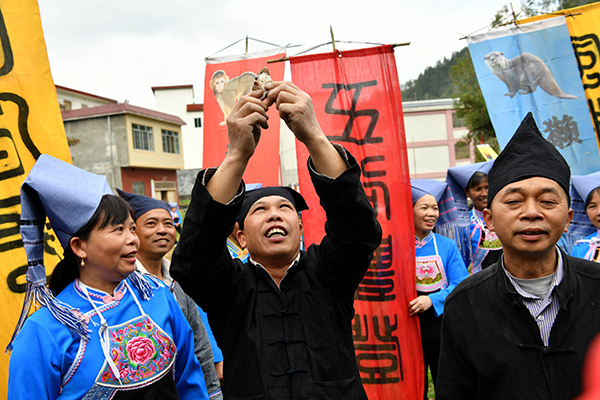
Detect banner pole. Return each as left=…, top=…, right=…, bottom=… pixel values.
left=330, top=25, right=336, bottom=51
left=267, top=42, right=410, bottom=64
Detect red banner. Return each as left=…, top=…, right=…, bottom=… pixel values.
left=203, top=50, right=285, bottom=185
left=290, top=45, right=422, bottom=399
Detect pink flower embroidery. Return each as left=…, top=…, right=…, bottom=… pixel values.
left=119, top=366, right=132, bottom=379
left=126, top=336, right=156, bottom=365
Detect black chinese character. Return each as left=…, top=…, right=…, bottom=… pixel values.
left=542, top=114, right=582, bottom=149
left=322, top=81, right=382, bottom=145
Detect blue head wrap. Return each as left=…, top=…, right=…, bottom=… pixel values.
left=116, top=189, right=170, bottom=221
left=9, top=155, right=113, bottom=351
left=411, top=178, right=470, bottom=259
left=446, top=161, right=493, bottom=220
left=567, top=172, right=600, bottom=239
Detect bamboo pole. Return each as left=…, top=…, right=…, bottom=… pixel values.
left=330, top=25, right=336, bottom=51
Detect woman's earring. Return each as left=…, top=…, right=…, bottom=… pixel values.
left=81, top=258, right=85, bottom=267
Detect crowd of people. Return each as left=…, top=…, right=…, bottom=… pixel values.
left=7, top=78, right=600, bottom=400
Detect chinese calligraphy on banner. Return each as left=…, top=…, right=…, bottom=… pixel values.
left=0, top=0, right=71, bottom=395
left=203, top=49, right=286, bottom=186
left=290, top=45, right=423, bottom=399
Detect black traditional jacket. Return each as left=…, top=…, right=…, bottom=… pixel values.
left=437, top=249, right=600, bottom=400
left=171, top=149, right=382, bottom=400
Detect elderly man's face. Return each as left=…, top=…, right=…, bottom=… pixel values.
left=483, top=177, right=573, bottom=260
left=238, top=195, right=303, bottom=266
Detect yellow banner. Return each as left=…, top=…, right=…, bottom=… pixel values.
left=0, top=0, right=71, bottom=396
left=520, top=3, right=600, bottom=150
left=476, top=144, right=498, bottom=160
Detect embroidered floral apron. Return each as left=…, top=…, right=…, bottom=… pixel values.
left=471, top=210, right=502, bottom=274
left=415, top=234, right=448, bottom=293
left=67, top=281, right=178, bottom=399
left=415, top=234, right=447, bottom=341
left=583, top=236, right=600, bottom=262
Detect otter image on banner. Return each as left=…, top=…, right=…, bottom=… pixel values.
left=484, top=51, right=579, bottom=99
left=466, top=15, right=600, bottom=176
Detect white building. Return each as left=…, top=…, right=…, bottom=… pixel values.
left=56, top=85, right=117, bottom=111
left=403, top=98, right=473, bottom=180
left=152, top=85, right=204, bottom=169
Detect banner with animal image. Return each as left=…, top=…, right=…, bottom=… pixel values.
left=468, top=16, right=600, bottom=175
left=0, top=0, right=71, bottom=395
left=203, top=49, right=286, bottom=185
left=290, top=45, right=423, bottom=399
left=518, top=2, right=600, bottom=163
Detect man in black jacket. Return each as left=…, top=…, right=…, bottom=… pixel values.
left=170, top=81, right=382, bottom=399
left=437, top=112, right=600, bottom=400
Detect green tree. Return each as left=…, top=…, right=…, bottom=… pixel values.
left=401, top=50, right=467, bottom=101
left=494, top=0, right=600, bottom=24
left=450, top=51, right=498, bottom=162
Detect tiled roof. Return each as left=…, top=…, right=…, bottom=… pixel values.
left=62, top=103, right=186, bottom=125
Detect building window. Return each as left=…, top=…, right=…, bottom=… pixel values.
left=132, top=123, right=154, bottom=151
left=60, top=100, right=72, bottom=111
left=162, top=129, right=180, bottom=154
left=194, top=117, right=202, bottom=128
left=452, top=112, right=466, bottom=128
left=132, top=182, right=145, bottom=196
left=455, top=138, right=470, bottom=160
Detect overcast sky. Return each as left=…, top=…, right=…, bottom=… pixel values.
left=38, top=0, right=518, bottom=110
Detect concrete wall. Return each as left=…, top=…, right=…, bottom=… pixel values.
left=177, top=168, right=202, bottom=203
left=121, top=167, right=178, bottom=203
left=64, top=114, right=129, bottom=189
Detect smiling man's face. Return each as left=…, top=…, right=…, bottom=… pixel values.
left=136, top=208, right=176, bottom=259
left=483, top=177, right=572, bottom=261
left=238, top=195, right=303, bottom=267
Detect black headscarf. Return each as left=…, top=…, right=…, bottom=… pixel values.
left=237, top=187, right=308, bottom=229
left=488, top=112, right=571, bottom=207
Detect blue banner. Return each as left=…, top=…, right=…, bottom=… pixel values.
left=468, top=16, right=600, bottom=175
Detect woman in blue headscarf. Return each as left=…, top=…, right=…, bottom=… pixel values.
left=7, top=155, right=208, bottom=400
left=410, top=179, right=469, bottom=399
left=569, top=171, right=600, bottom=261
left=446, top=161, right=501, bottom=274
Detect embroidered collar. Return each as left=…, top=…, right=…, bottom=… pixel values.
left=592, top=231, right=600, bottom=244
left=415, top=232, right=434, bottom=248
left=227, top=237, right=249, bottom=259
left=75, top=279, right=127, bottom=304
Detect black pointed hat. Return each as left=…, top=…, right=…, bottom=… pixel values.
left=487, top=112, right=570, bottom=206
